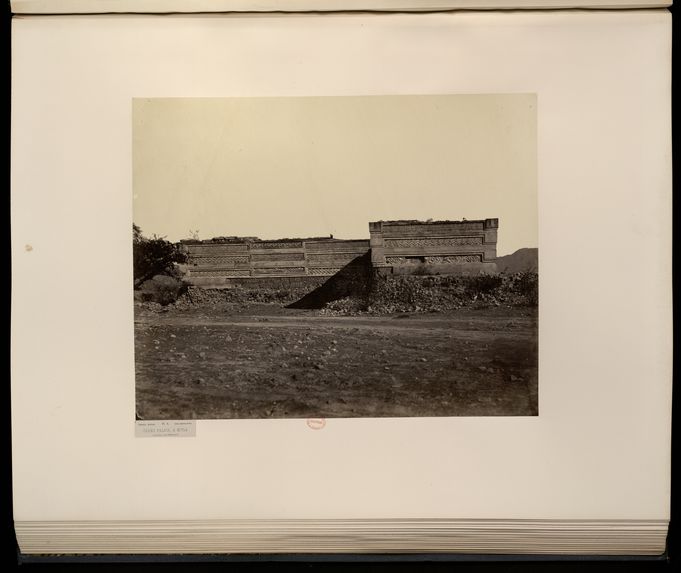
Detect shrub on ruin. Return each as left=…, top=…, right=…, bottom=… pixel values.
left=510, top=271, right=538, bottom=306
left=465, top=274, right=503, bottom=295
left=139, top=275, right=188, bottom=306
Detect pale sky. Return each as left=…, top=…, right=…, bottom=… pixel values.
left=133, top=95, right=536, bottom=256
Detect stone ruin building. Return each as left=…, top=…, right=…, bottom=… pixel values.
left=180, top=218, right=498, bottom=287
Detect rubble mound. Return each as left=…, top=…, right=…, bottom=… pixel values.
left=136, top=266, right=538, bottom=318
left=320, top=272, right=538, bottom=316
left=167, top=283, right=319, bottom=311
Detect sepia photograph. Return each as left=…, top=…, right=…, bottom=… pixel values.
left=133, top=95, right=538, bottom=420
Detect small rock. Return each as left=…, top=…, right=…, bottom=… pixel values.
left=199, top=352, right=206, bottom=358
left=419, top=357, right=427, bottom=362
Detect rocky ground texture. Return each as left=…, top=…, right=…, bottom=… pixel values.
left=140, top=272, right=538, bottom=316
left=135, top=273, right=538, bottom=420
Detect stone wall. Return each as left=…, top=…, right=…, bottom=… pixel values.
left=181, top=218, right=498, bottom=287
left=369, top=219, right=498, bottom=275
left=182, top=238, right=370, bottom=287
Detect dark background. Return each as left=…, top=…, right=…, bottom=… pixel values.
left=2, top=1, right=676, bottom=571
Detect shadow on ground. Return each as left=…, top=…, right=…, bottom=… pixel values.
left=286, top=251, right=373, bottom=309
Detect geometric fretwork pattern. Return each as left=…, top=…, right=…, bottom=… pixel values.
left=307, top=267, right=342, bottom=276
left=189, top=269, right=251, bottom=277
left=253, top=267, right=306, bottom=275
left=251, top=253, right=306, bottom=262
left=385, top=237, right=483, bottom=248
left=191, top=256, right=249, bottom=266
left=427, top=255, right=483, bottom=263
left=386, top=255, right=483, bottom=264
left=307, top=253, right=360, bottom=265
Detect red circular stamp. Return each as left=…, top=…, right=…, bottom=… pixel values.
left=306, top=418, right=326, bottom=430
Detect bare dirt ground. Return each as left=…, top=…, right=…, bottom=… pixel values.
left=135, top=304, right=538, bottom=419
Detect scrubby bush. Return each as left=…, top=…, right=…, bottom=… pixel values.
left=510, top=271, right=538, bottom=306
left=133, top=224, right=187, bottom=289
left=465, top=274, right=503, bottom=295
left=139, top=275, right=188, bottom=306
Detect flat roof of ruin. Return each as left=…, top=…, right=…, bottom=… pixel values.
left=178, top=219, right=498, bottom=245
left=180, top=236, right=346, bottom=245
left=373, top=218, right=493, bottom=225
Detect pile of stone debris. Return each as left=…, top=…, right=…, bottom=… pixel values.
left=170, top=285, right=311, bottom=309
left=319, top=273, right=538, bottom=316
left=136, top=272, right=538, bottom=316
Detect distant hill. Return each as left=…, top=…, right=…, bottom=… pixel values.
left=495, top=248, right=538, bottom=274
